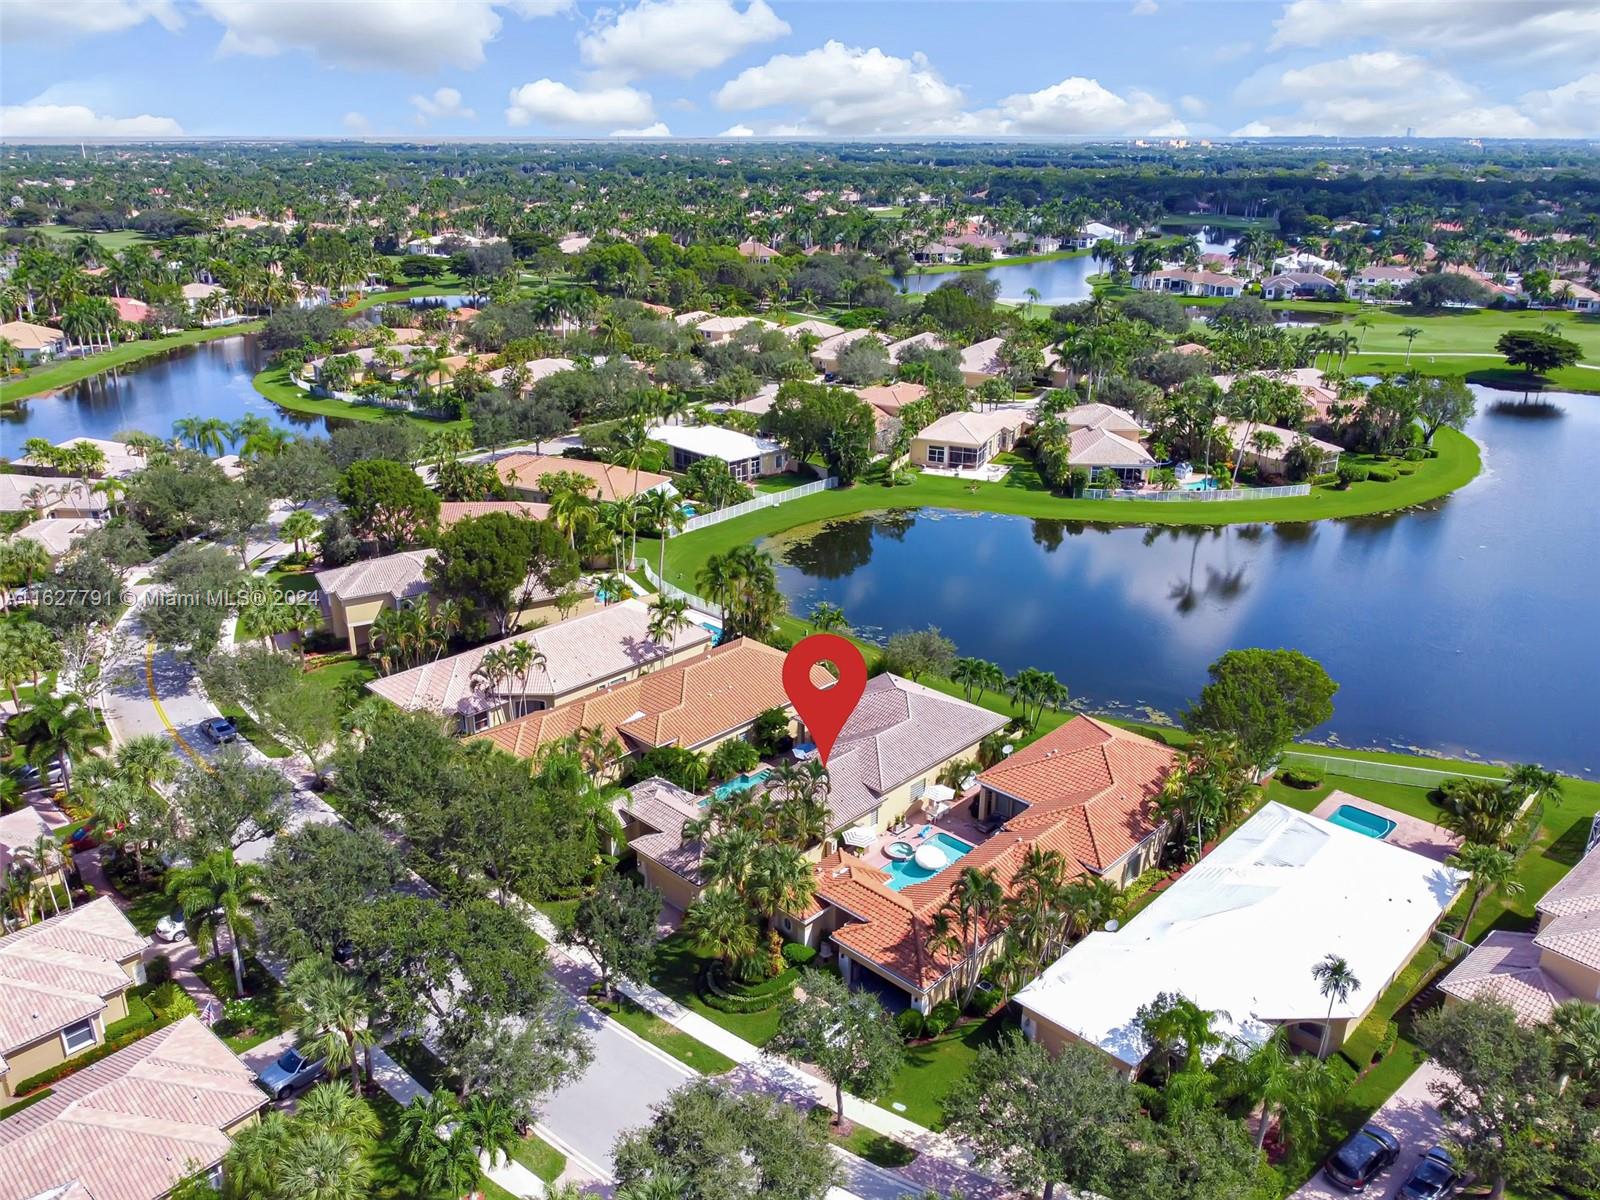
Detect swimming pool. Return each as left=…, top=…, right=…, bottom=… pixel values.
left=1327, top=804, right=1396, bottom=839
left=710, top=767, right=771, bottom=802
left=1183, top=476, right=1221, bottom=491
left=880, top=832, right=976, bottom=891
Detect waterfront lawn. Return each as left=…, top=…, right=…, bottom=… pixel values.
left=879, top=1010, right=1017, bottom=1130
left=647, top=426, right=1481, bottom=592
left=1, top=322, right=266, bottom=406
left=251, top=366, right=471, bottom=433
left=591, top=991, right=739, bottom=1075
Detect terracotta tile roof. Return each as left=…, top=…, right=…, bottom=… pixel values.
left=471, top=638, right=823, bottom=759
left=915, top=409, right=1030, bottom=449
left=614, top=777, right=709, bottom=885
left=1437, top=930, right=1576, bottom=1025
left=885, top=332, right=947, bottom=363
left=813, top=717, right=1178, bottom=994
left=496, top=454, right=672, bottom=502
left=0, top=900, right=146, bottom=1078
left=0, top=1017, right=264, bottom=1200
left=1062, top=403, right=1142, bottom=435
left=366, top=597, right=713, bottom=718
left=436, top=500, right=551, bottom=528
left=1535, top=909, right=1600, bottom=971
left=852, top=382, right=926, bottom=416
left=1536, top=844, right=1600, bottom=919
left=313, top=549, right=432, bottom=604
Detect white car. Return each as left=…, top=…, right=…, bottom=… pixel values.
left=154, top=911, right=187, bottom=943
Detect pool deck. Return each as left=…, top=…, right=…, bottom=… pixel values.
left=1313, top=790, right=1461, bottom=863
left=857, top=802, right=987, bottom=872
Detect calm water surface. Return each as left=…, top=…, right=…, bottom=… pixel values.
left=0, top=335, right=332, bottom=452
left=769, top=387, right=1599, bottom=774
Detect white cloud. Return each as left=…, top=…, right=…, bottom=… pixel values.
left=579, top=0, right=789, bottom=80
left=997, top=76, right=1183, bottom=135
left=1211, top=40, right=1254, bottom=62
left=1179, top=94, right=1207, bottom=116
left=719, top=124, right=756, bottom=137
left=610, top=122, right=672, bottom=137
left=0, top=101, right=183, bottom=137
left=1131, top=0, right=1158, bottom=14
left=410, top=87, right=476, bottom=125
left=196, top=0, right=570, bottom=73
left=505, top=79, right=655, bottom=127
left=715, top=41, right=968, bottom=134
left=1271, top=0, right=1599, bottom=61
left=342, top=111, right=372, bottom=133
left=1, top=0, right=181, bottom=40
left=1516, top=72, right=1600, bottom=137
left=1232, top=52, right=1549, bottom=137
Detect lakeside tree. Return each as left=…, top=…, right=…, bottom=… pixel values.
left=1413, top=376, right=1477, bottom=444
left=764, top=381, right=878, bottom=484
left=562, top=874, right=662, bottom=1002
left=612, top=1080, right=839, bottom=1200
left=1496, top=330, right=1581, bottom=394
left=336, top=459, right=440, bottom=553
left=881, top=626, right=956, bottom=681
left=772, top=973, right=903, bottom=1126
left=946, top=1034, right=1138, bottom=1200
left=1184, top=648, right=1337, bottom=771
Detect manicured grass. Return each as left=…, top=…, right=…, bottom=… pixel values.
left=0, top=1087, right=54, bottom=1120
left=251, top=366, right=471, bottom=432
left=508, top=1130, right=568, bottom=1182
left=645, top=428, right=1481, bottom=599
left=304, top=655, right=378, bottom=705
left=33, top=225, right=151, bottom=251
left=833, top=1123, right=918, bottom=1167
left=2, top=322, right=267, bottom=405
left=754, top=470, right=821, bottom=493
left=649, top=933, right=782, bottom=1046
left=879, top=1011, right=1017, bottom=1130
left=194, top=955, right=288, bottom=1052
left=219, top=704, right=292, bottom=758
left=591, top=992, right=739, bottom=1075
left=533, top=896, right=579, bottom=930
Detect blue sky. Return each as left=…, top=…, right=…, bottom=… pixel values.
left=2, top=0, right=1597, bottom=140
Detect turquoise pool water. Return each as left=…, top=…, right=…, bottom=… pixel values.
left=1327, top=804, right=1396, bottom=839
left=710, top=768, right=771, bottom=802
left=1183, top=476, right=1221, bottom=491
left=881, top=832, right=976, bottom=891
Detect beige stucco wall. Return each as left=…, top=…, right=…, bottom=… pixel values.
left=1544, top=952, right=1600, bottom=1002
left=0, top=1006, right=110, bottom=1099
left=328, top=594, right=396, bottom=655
left=637, top=857, right=701, bottom=914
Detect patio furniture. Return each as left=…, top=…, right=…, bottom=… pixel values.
left=841, top=826, right=877, bottom=851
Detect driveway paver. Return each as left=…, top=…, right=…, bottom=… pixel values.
left=1291, top=1060, right=1459, bottom=1199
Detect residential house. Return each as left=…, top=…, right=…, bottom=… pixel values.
left=1220, top=419, right=1342, bottom=476
left=366, top=597, right=711, bottom=733
left=0, top=807, right=57, bottom=900
left=914, top=242, right=963, bottom=265
left=1212, top=367, right=1350, bottom=426
left=956, top=337, right=1005, bottom=386
left=437, top=500, right=551, bottom=529
left=852, top=381, right=926, bottom=417
left=1261, top=272, right=1339, bottom=300
left=180, top=282, right=232, bottom=318
left=1273, top=250, right=1341, bottom=275
left=1438, top=838, right=1600, bottom=1022
left=0, top=1016, right=265, bottom=1200
left=0, top=899, right=148, bottom=1102
left=1015, top=802, right=1464, bottom=1073
left=1133, top=269, right=1244, bottom=298
left=672, top=310, right=713, bottom=328
left=109, top=296, right=151, bottom=325
left=1033, top=235, right=1062, bottom=254
left=12, top=517, right=101, bottom=561
left=495, top=453, right=674, bottom=502
left=558, top=234, right=593, bottom=255
left=650, top=423, right=789, bottom=482
left=0, top=321, right=65, bottom=363
left=483, top=357, right=576, bottom=391
left=1061, top=403, right=1145, bottom=438
left=314, top=550, right=433, bottom=655
left=1347, top=266, right=1419, bottom=301
left=473, top=637, right=816, bottom=775
left=812, top=329, right=890, bottom=373
left=910, top=409, right=1031, bottom=471
left=783, top=318, right=845, bottom=341
left=885, top=331, right=948, bottom=364
left=1069, top=427, right=1157, bottom=486
left=0, top=474, right=109, bottom=519
left=1068, top=221, right=1133, bottom=249
left=736, top=239, right=780, bottom=263
left=692, top=315, right=777, bottom=345
left=18, top=437, right=149, bottom=479
left=1553, top=280, right=1600, bottom=313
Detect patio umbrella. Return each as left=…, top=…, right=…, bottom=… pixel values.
left=914, top=843, right=948, bottom=871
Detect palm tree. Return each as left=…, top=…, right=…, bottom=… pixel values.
left=617, top=1174, right=692, bottom=1200
left=1310, top=953, right=1360, bottom=1058
left=1400, top=325, right=1423, bottom=366
left=165, top=851, right=266, bottom=997
left=504, top=639, right=545, bottom=717
left=635, top=486, right=684, bottom=582
left=294, top=1080, right=382, bottom=1142
left=808, top=600, right=847, bottom=633
left=1445, top=842, right=1523, bottom=936
left=289, top=958, right=375, bottom=1096
left=683, top=886, right=758, bottom=975
left=743, top=843, right=817, bottom=932
left=1552, top=999, right=1600, bottom=1095
left=1137, top=991, right=1232, bottom=1078
left=418, top=1125, right=482, bottom=1198
left=927, top=866, right=1005, bottom=1011
left=9, top=693, right=108, bottom=797
left=280, top=508, right=321, bottom=556
left=16, top=834, right=67, bottom=914
left=646, top=594, right=690, bottom=651
left=459, top=1094, right=520, bottom=1171
left=396, top=1090, right=458, bottom=1164
left=1022, top=286, right=1041, bottom=319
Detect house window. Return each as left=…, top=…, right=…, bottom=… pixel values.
left=910, top=777, right=927, bottom=799
left=925, top=446, right=946, bottom=465
left=949, top=446, right=980, bottom=469
left=61, top=1019, right=97, bottom=1054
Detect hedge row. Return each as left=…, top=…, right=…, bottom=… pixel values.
left=699, top=964, right=798, bottom=1014
left=0, top=1087, right=54, bottom=1120
left=13, top=1020, right=166, bottom=1095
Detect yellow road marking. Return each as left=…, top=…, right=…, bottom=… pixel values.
left=144, top=639, right=214, bottom=773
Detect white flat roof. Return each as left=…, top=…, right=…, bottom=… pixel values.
left=1015, top=802, right=1464, bottom=1067
left=651, top=422, right=781, bottom=461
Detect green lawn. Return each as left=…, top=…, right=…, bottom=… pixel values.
left=2, top=322, right=267, bottom=406
left=103, top=858, right=171, bottom=934
left=251, top=366, right=471, bottom=432
left=833, top=1123, right=918, bottom=1167
left=754, top=471, right=821, bottom=493
left=508, top=1132, right=567, bottom=1183
left=644, top=427, right=1480, bottom=598
left=879, top=1011, right=1017, bottom=1130
left=33, top=225, right=151, bottom=251
left=304, top=656, right=378, bottom=702
left=369, top=1092, right=520, bottom=1200
left=194, top=955, right=288, bottom=1052
left=591, top=992, right=739, bottom=1075
left=648, top=933, right=782, bottom=1046
left=219, top=704, right=292, bottom=758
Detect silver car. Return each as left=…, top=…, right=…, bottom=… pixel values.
left=255, top=1046, right=326, bottom=1101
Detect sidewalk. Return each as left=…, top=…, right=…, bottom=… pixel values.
left=517, top=903, right=998, bottom=1194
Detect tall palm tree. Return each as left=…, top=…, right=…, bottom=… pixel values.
left=1400, top=325, right=1423, bottom=366
left=279, top=1128, right=375, bottom=1200
left=1310, top=953, right=1360, bottom=1058
left=165, top=851, right=266, bottom=997
left=459, top=1094, right=520, bottom=1171
left=1445, top=842, right=1523, bottom=936
left=645, top=595, right=690, bottom=651
left=504, top=639, right=545, bottom=716
left=289, top=958, right=375, bottom=1096
left=635, top=486, right=684, bottom=582
left=9, top=693, right=108, bottom=797
left=927, top=866, right=1005, bottom=1011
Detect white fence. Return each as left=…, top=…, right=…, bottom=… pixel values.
left=1081, top=483, right=1310, bottom=502
left=679, top=476, right=838, bottom=532
left=1279, top=750, right=1501, bottom=787
left=640, top=561, right=724, bottom=620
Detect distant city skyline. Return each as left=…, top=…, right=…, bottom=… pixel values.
left=1, top=0, right=1597, bottom=141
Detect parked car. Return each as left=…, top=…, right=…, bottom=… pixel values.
left=154, top=911, right=188, bottom=943
left=200, top=716, right=238, bottom=745
left=255, top=1046, right=325, bottom=1101
left=1398, top=1148, right=1460, bottom=1199
left=1323, top=1124, right=1401, bottom=1191
left=10, top=761, right=62, bottom=788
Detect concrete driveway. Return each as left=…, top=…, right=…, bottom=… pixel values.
left=1293, top=1061, right=1460, bottom=1199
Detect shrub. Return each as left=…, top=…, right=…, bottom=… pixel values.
left=896, top=1009, right=926, bottom=1041
left=699, top=963, right=797, bottom=1013
left=781, top=942, right=818, bottom=968
left=1374, top=1019, right=1400, bottom=1062
left=1279, top=764, right=1325, bottom=789
left=1402, top=447, right=1426, bottom=461
left=144, top=954, right=172, bottom=986
left=1336, top=461, right=1369, bottom=487
left=921, top=1007, right=950, bottom=1038
left=149, top=981, right=199, bottom=1020
left=1310, top=472, right=1339, bottom=487
left=707, top=738, right=760, bottom=783
left=930, top=999, right=961, bottom=1029
left=805, top=1102, right=833, bottom=1128
left=1367, top=467, right=1397, bottom=483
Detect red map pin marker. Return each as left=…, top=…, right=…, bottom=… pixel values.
left=783, top=633, right=867, bottom=767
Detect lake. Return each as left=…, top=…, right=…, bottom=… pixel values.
left=0, top=335, right=333, bottom=452
left=768, top=387, right=1600, bottom=775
